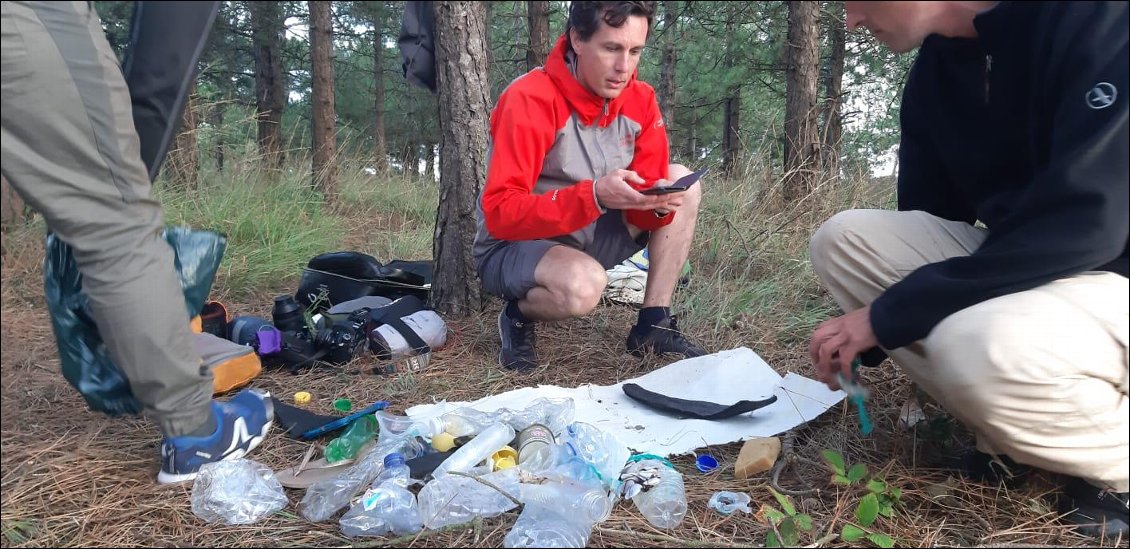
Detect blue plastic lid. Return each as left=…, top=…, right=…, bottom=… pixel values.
left=695, top=454, right=719, bottom=473
left=384, top=452, right=405, bottom=468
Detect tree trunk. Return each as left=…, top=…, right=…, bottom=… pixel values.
left=821, top=1, right=845, bottom=180
left=370, top=2, right=388, bottom=173
left=1, top=175, right=25, bottom=227
left=721, top=15, right=741, bottom=179
left=658, top=0, right=678, bottom=137
left=783, top=0, right=821, bottom=201
left=526, top=0, right=550, bottom=71
left=211, top=98, right=225, bottom=171
left=167, top=91, right=199, bottom=189
left=431, top=1, right=489, bottom=316
left=309, top=0, right=338, bottom=200
left=250, top=0, right=286, bottom=168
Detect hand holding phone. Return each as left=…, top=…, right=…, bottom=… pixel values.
left=640, top=168, right=708, bottom=195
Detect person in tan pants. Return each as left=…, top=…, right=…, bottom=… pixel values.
left=808, top=1, right=1128, bottom=538
left=1, top=0, right=272, bottom=484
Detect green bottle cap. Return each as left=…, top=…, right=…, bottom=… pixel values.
left=333, top=398, right=352, bottom=413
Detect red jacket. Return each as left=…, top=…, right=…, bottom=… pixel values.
left=474, top=35, right=673, bottom=260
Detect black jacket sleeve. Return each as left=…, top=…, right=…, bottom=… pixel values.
left=870, top=3, right=1129, bottom=350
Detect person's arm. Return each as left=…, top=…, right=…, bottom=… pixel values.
left=870, top=3, right=1129, bottom=350
left=479, top=89, right=604, bottom=241
left=624, top=88, right=676, bottom=231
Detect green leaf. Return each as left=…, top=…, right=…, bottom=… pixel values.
left=794, top=513, right=814, bottom=531
left=856, top=493, right=880, bottom=527
left=890, top=487, right=902, bottom=500
left=764, top=507, right=787, bottom=523
left=841, top=524, right=868, bottom=542
left=769, top=487, right=797, bottom=516
left=766, top=531, right=781, bottom=548
left=833, top=474, right=852, bottom=485
left=847, top=463, right=869, bottom=484
left=878, top=505, right=893, bottom=518
left=868, top=533, right=896, bottom=548
left=867, top=478, right=888, bottom=493
left=822, top=449, right=846, bottom=475
left=779, top=518, right=799, bottom=546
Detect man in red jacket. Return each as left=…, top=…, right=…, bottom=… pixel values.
left=473, top=1, right=706, bottom=372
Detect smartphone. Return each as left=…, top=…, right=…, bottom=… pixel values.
left=640, top=168, right=708, bottom=195
left=300, top=399, right=391, bottom=440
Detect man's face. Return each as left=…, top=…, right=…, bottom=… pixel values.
left=845, top=1, right=932, bottom=53
left=570, top=14, right=649, bottom=99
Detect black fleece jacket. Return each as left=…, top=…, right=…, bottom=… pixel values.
left=870, top=1, right=1129, bottom=350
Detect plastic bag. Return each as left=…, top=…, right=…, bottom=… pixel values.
left=43, top=227, right=226, bottom=416
left=190, top=459, right=288, bottom=525
left=708, top=491, right=752, bottom=515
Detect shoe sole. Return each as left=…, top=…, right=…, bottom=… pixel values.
left=156, top=398, right=275, bottom=485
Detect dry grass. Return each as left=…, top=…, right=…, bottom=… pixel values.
left=1, top=168, right=1125, bottom=548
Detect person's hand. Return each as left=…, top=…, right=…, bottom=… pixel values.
left=594, top=169, right=677, bottom=211
left=809, top=306, right=878, bottom=390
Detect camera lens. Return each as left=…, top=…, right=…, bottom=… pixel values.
left=272, top=295, right=305, bottom=332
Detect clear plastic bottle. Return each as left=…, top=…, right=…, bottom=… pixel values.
left=431, top=422, right=517, bottom=477
left=503, top=503, right=591, bottom=548
left=631, top=460, right=687, bottom=529
left=324, top=415, right=378, bottom=463
left=374, top=411, right=445, bottom=445
left=373, top=453, right=411, bottom=488
left=562, top=422, right=630, bottom=488
left=518, top=481, right=612, bottom=523
left=339, top=453, right=422, bottom=537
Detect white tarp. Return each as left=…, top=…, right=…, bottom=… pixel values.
left=407, top=347, right=845, bottom=457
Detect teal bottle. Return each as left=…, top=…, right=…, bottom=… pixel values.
left=325, top=415, right=379, bottom=463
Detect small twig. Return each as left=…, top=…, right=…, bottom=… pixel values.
left=593, top=527, right=752, bottom=548
left=447, top=470, right=523, bottom=507
left=770, top=431, right=819, bottom=496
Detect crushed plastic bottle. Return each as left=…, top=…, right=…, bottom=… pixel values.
left=300, top=439, right=406, bottom=522
left=503, top=503, right=591, bottom=548
left=374, top=411, right=445, bottom=445
left=561, top=422, right=630, bottom=490
left=431, top=422, right=516, bottom=478
left=708, top=491, right=752, bottom=515
left=518, top=480, right=612, bottom=523
left=417, top=467, right=521, bottom=529
left=190, top=459, right=288, bottom=525
left=630, top=459, right=687, bottom=529
left=339, top=453, right=423, bottom=537
left=325, top=414, right=378, bottom=463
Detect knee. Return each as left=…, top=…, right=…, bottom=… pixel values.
left=668, top=163, right=703, bottom=211
left=809, top=209, right=881, bottom=278
left=553, top=262, right=607, bottom=316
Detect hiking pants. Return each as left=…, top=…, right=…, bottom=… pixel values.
left=810, top=209, right=1129, bottom=492
left=1, top=1, right=212, bottom=437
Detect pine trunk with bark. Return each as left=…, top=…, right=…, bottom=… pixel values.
left=251, top=0, right=286, bottom=168
left=431, top=1, right=490, bottom=316
left=526, top=1, right=550, bottom=71
left=309, top=0, right=338, bottom=199
left=783, top=0, right=821, bottom=201
left=659, top=0, right=678, bottom=140
left=167, top=91, right=198, bottom=189
left=821, top=1, right=846, bottom=180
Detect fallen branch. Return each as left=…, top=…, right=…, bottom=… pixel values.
left=770, top=431, right=820, bottom=496
left=447, top=471, right=522, bottom=507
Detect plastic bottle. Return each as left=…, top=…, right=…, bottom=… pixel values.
left=339, top=453, right=422, bottom=537
left=325, top=415, right=378, bottom=463
left=373, top=453, right=411, bottom=488
left=518, top=482, right=612, bottom=523
left=562, top=422, right=631, bottom=488
left=631, top=459, right=687, bottom=529
left=503, top=503, right=592, bottom=548
left=374, top=411, right=445, bottom=445
left=431, top=423, right=516, bottom=478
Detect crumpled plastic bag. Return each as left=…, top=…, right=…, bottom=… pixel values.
left=708, top=491, right=752, bottom=515
left=43, top=227, right=226, bottom=416
left=191, top=459, right=288, bottom=525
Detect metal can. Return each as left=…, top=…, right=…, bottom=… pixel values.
left=516, top=424, right=555, bottom=470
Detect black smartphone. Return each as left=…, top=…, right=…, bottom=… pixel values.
left=640, top=168, right=708, bottom=195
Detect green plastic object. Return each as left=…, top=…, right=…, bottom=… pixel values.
left=333, top=398, right=353, bottom=413
left=324, top=414, right=378, bottom=463
left=43, top=227, right=226, bottom=416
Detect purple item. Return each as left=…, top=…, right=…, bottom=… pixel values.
left=256, top=326, right=282, bottom=355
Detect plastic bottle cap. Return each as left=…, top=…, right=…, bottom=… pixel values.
left=493, top=456, right=517, bottom=471
left=333, top=398, right=352, bottom=413
left=431, top=432, right=456, bottom=452
left=384, top=452, right=405, bottom=468
left=490, top=446, right=518, bottom=471
left=695, top=454, right=719, bottom=473
left=294, top=391, right=312, bottom=405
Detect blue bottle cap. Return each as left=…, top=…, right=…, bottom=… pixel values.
left=695, top=454, right=719, bottom=473
left=384, top=452, right=405, bottom=468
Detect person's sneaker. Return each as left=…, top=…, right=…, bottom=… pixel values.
left=498, top=307, right=537, bottom=371
left=626, top=315, right=707, bottom=359
left=1058, top=476, right=1129, bottom=538
left=157, top=388, right=274, bottom=484
left=945, top=449, right=1031, bottom=486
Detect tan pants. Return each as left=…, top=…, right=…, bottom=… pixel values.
left=810, top=209, right=1129, bottom=491
left=1, top=1, right=212, bottom=436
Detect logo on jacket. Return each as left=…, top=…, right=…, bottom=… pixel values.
left=1085, top=82, right=1117, bottom=110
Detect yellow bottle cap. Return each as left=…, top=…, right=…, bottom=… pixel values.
left=493, top=456, right=517, bottom=471
left=294, top=391, right=312, bottom=405
left=432, top=432, right=457, bottom=452
left=490, top=445, right=518, bottom=471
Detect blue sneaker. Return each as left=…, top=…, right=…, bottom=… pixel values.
left=157, top=388, right=274, bottom=484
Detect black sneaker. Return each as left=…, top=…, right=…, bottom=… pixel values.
left=626, top=315, right=707, bottom=359
left=1058, top=476, right=1129, bottom=538
left=498, top=307, right=537, bottom=371
left=947, top=449, right=1031, bottom=486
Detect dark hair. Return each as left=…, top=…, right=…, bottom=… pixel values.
left=566, top=1, right=658, bottom=51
